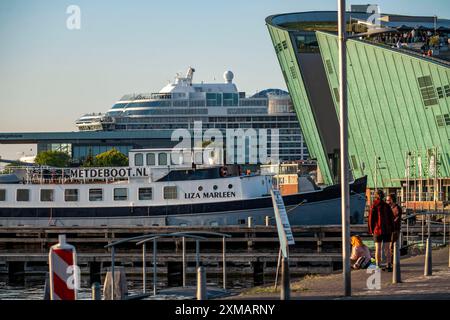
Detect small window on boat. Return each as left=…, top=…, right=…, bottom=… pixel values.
left=171, top=152, right=182, bottom=165
left=40, top=189, right=54, bottom=202
left=228, top=184, right=233, bottom=189
left=198, top=186, right=203, bottom=191
left=89, top=188, right=103, bottom=201
left=135, top=153, right=144, bottom=166
left=210, top=221, right=219, bottom=227
left=158, top=153, right=168, bottom=166
left=65, top=189, right=79, bottom=202
left=114, top=188, right=128, bottom=201
left=213, top=185, right=218, bottom=190
left=146, top=153, right=155, bottom=166
left=0, top=189, right=5, bottom=201
left=17, top=189, right=30, bottom=202
left=138, top=188, right=153, bottom=200
left=238, top=219, right=246, bottom=225
left=163, top=186, right=177, bottom=199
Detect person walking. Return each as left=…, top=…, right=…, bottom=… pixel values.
left=368, top=190, right=395, bottom=271
left=387, top=193, right=402, bottom=265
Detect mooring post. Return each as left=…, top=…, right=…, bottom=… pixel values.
left=222, top=236, right=226, bottom=290
left=196, top=266, right=207, bottom=300
left=153, top=239, right=157, bottom=295
left=280, top=256, right=290, bottom=300
left=111, top=246, right=115, bottom=300
left=195, top=240, right=200, bottom=269
left=91, top=282, right=101, bottom=300
left=142, top=242, right=146, bottom=294
left=443, top=215, right=446, bottom=245
left=424, top=237, right=432, bottom=276
left=392, top=241, right=401, bottom=284
left=182, top=236, right=186, bottom=287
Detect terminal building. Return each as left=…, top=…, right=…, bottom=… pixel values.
left=0, top=69, right=309, bottom=165
left=266, top=9, right=450, bottom=208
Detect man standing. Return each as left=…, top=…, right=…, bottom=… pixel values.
left=368, top=190, right=395, bottom=271
left=387, top=193, right=402, bottom=265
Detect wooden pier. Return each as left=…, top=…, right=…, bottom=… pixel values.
left=0, top=224, right=448, bottom=288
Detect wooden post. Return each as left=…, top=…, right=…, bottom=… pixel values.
left=280, top=256, right=290, bottom=300
left=111, top=246, right=115, bottom=300
left=392, top=241, right=401, bottom=284
left=153, top=239, right=157, bottom=295
left=182, top=236, right=186, bottom=287
left=424, top=238, right=432, bottom=276
left=222, top=236, right=227, bottom=290
left=142, top=242, right=146, bottom=293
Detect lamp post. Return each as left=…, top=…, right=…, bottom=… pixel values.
left=338, top=0, right=351, bottom=297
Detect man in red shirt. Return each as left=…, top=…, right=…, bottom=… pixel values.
left=368, top=190, right=395, bottom=271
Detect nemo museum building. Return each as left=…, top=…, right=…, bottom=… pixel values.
left=266, top=8, right=450, bottom=209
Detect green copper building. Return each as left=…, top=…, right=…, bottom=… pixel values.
left=266, top=10, right=450, bottom=205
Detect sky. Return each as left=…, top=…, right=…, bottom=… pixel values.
left=0, top=0, right=449, bottom=160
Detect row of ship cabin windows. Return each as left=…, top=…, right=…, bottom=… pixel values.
left=134, top=152, right=197, bottom=166
left=0, top=187, right=179, bottom=202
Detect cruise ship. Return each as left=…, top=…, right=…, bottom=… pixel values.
left=75, top=67, right=308, bottom=163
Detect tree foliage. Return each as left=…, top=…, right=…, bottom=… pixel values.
left=83, top=148, right=128, bottom=167
left=35, top=151, right=71, bottom=167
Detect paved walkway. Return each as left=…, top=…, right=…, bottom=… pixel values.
left=229, top=246, right=450, bottom=300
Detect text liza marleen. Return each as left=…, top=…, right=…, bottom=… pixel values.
left=175, top=304, right=276, bottom=317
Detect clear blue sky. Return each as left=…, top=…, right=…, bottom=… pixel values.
left=0, top=0, right=449, bottom=159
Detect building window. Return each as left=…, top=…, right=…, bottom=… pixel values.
left=0, top=189, right=5, bottom=201
left=163, top=186, right=177, bottom=199
left=114, top=188, right=128, bottom=201
left=333, top=88, right=340, bottom=103
left=40, top=189, right=54, bottom=202
left=135, top=153, right=144, bottom=166
left=89, top=188, right=103, bottom=201
left=417, top=76, right=438, bottom=107
left=138, top=188, right=153, bottom=200
left=325, top=59, right=334, bottom=74
left=146, top=153, right=155, bottom=166
left=17, top=189, right=30, bottom=202
left=437, top=86, right=444, bottom=99
left=65, top=189, right=79, bottom=202
left=158, top=153, right=168, bottom=166
left=445, top=85, right=450, bottom=97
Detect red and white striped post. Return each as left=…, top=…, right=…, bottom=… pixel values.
left=49, top=234, right=79, bottom=300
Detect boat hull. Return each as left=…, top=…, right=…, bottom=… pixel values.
left=0, top=177, right=367, bottom=227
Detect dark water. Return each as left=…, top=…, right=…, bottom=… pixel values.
left=0, top=275, right=255, bottom=300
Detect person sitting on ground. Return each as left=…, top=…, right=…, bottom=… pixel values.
left=350, top=235, right=372, bottom=269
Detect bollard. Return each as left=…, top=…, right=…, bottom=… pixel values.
left=248, top=216, right=253, bottom=228
left=424, top=238, right=432, bottom=276
left=91, top=282, right=101, bottom=300
left=48, top=234, right=78, bottom=300
left=196, top=267, right=207, bottom=300
left=182, top=237, right=186, bottom=287
left=392, top=241, right=401, bottom=284
left=265, top=216, right=270, bottom=227
left=280, top=256, right=290, bottom=300
left=222, top=237, right=226, bottom=290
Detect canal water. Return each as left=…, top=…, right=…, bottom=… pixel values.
left=0, top=275, right=256, bottom=300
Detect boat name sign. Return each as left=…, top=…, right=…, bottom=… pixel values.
left=67, top=167, right=150, bottom=179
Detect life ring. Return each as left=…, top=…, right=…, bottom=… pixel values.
left=220, top=166, right=228, bottom=177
